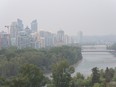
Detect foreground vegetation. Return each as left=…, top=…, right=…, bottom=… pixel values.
left=0, top=60, right=116, bottom=87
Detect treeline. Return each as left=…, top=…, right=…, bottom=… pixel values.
left=107, top=43, right=116, bottom=50
left=0, top=61, right=116, bottom=87
left=0, top=45, right=82, bottom=78
left=107, top=43, right=116, bottom=56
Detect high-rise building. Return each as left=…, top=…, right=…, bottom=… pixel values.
left=25, top=26, right=31, bottom=35
left=0, top=31, right=10, bottom=48
left=57, top=30, right=65, bottom=46
left=10, top=22, right=18, bottom=46
left=64, top=35, right=69, bottom=45
left=10, top=19, right=24, bottom=47
left=52, top=34, right=57, bottom=46
left=17, top=31, right=30, bottom=49
left=10, top=22, right=18, bottom=38
left=77, top=31, right=83, bottom=44
left=39, top=31, right=53, bottom=47
left=40, top=37, right=45, bottom=48
left=17, top=19, right=24, bottom=31
left=30, top=32, right=41, bottom=49
left=31, top=20, right=38, bottom=33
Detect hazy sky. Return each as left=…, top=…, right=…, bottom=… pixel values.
left=0, top=0, right=116, bottom=35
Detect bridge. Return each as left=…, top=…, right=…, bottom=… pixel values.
left=82, top=50, right=115, bottom=52
left=81, top=45, right=115, bottom=52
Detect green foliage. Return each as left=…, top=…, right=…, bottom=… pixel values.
left=9, top=64, right=46, bottom=87
left=105, top=67, right=114, bottom=82
left=92, top=67, right=100, bottom=85
left=83, top=77, right=92, bottom=87
left=0, top=77, right=6, bottom=86
left=75, top=72, right=84, bottom=79
left=47, top=84, right=56, bottom=87
left=93, top=83, right=101, bottom=87
left=52, top=60, right=74, bottom=87
left=71, top=73, right=92, bottom=87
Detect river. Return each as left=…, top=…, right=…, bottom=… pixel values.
left=73, top=51, right=116, bottom=77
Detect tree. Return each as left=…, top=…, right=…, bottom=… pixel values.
left=71, top=72, right=91, bottom=87
left=0, top=77, right=6, bottom=86
left=52, top=60, right=74, bottom=87
left=83, top=77, right=92, bottom=87
left=93, top=83, right=101, bottom=87
left=105, top=67, right=111, bottom=82
left=9, top=76, right=28, bottom=87
left=10, top=64, right=46, bottom=87
left=105, top=67, right=114, bottom=82
left=92, top=67, right=100, bottom=85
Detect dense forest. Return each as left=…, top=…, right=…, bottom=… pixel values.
left=0, top=45, right=82, bottom=78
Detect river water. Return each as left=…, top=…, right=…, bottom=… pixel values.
left=73, top=51, right=116, bottom=77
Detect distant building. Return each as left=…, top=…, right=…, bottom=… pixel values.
left=10, top=19, right=24, bottom=47
left=31, top=20, right=38, bottom=33
left=17, top=31, right=31, bottom=49
left=39, top=31, right=53, bottom=47
left=0, top=31, right=10, bottom=48
left=17, top=31, right=41, bottom=49
left=52, top=34, right=57, bottom=46
left=29, top=32, right=45, bottom=48
left=56, top=30, right=65, bottom=46
left=40, top=37, right=45, bottom=48
left=64, top=35, right=69, bottom=45
left=10, top=22, right=18, bottom=38
left=10, top=22, right=18, bottom=46
left=68, top=36, right=74, bottom=44
left=17, top=19, right=24, bottom=31
left=31, top=32, right=41, bottom=49
left=25, top=26, right=31, bottom=35
left=77, top=31, right=83, bottom=44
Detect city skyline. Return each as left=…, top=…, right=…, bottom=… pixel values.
left=0, top=0, right=116, bottom=36
left=2, top=18, right=83, bottom=36
left=0, top=18, right=82, bottom=49
left=2, top=18, right=116, bottom=38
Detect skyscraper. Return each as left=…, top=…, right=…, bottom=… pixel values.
left=17, top=31, right=32, bottom=49
left=31, top=20, right=38, bottom=33
left=10, top=22, right=18, bottom=46
left=17, top=19, right=24, bottom=31
left=25, top=26, right=31, bottom=35
left=10, top=22, right=17, bottom=38
left=10, top=19, right=24, bottom=46
left=0, top=31, right=10, bottom=48
left=57, top=30, right=65, bottom=46
left=77, top=31, right=83, bottom=44
left=39, top=31, right=53, bottom=47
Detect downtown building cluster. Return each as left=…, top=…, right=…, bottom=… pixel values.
left=0, top=19, right=83, bottom=49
